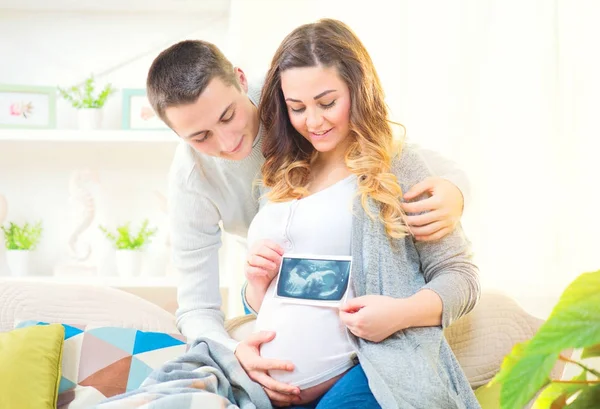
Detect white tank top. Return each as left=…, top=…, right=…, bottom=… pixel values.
left=246, top=175, right=357, bottom=389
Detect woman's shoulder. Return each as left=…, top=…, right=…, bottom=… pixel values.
left=390, top=144, right=433, bottom=188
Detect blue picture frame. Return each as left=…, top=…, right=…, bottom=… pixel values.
left=121, top=88, right=168, bottom=130
left=0, top=84, right=57, bottom=129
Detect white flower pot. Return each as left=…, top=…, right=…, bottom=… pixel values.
left=77, top=108, right=103, bottom=130
left=6, top=250, right=32, bottom=277
left=115, top=250, right=142, bottom=278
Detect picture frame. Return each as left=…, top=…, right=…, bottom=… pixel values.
left=121, top=88, right=168, bottom=130
left=0, top=84, right=57, bottom=129
left=273, top=253, right=353, bottom=307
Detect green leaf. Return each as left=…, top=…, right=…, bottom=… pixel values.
left=581, top=344, right=600, bottom=359
left=493, top=341, right=529, bottom=384
left=98, top=219, right=156, bottom=250
left=56, top=74, right=115, bottom=109
left=527, top=271, right=600, bottom=355
left=564, top=384, right=600, bottom=409
left=533, top=371, right=588, bottom=409
left=1, top=220, right=43, bottom=250
left=499, top=352, right=557, bottom=409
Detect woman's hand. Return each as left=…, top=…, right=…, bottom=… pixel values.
left=339, top=295, right=405, bottom=342
left=401, top=176, right=464, bottom=241
left=235, top=331, right=302, bottom=407
left=245, top=239, right=284, bottom=294
left=339, top=291, right=443, bottom=342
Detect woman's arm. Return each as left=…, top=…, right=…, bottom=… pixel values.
left=400, top=146, right=480, bottom=327
left=243, top=239, right=284, bottom=312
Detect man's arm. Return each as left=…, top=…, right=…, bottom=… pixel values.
left=169, top=154, right=238, bottom=351
left=402, top=144, right=471, bottom=241
left=412, top=145, right=471, bottom=205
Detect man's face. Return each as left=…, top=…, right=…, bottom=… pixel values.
left=165, top=69, right=260, bottom=160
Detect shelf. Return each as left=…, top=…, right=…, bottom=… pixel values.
left=0, top=0, right=229, bottom=13
left=0, top=274, right=179, bottom=288
left=0, top=129, right=179, bottom=143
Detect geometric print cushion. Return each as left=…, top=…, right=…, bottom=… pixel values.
left=15, top=321, right=188, bottom=409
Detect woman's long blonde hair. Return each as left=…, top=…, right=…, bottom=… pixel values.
left=259, top=18, right=409, bottom=239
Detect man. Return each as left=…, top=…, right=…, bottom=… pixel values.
left=147, top=39, right=469, bottom=405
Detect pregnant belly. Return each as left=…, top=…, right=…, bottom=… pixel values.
left=255, top=299, right=354, bottom=390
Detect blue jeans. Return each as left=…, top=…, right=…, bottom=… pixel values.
left=287, top=364, right=381, bottom=409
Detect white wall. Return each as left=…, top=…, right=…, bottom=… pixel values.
left=0, top=8, right=230, bottom=277
left=1, top=1, right=599, bottom=318
left=225, top=0, right=600, bottom=314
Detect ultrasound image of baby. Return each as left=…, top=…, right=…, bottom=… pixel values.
left=276, top=257, right=351, bottom=303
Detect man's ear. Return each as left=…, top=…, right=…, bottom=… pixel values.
left=234, top=67, right=248, bottom=93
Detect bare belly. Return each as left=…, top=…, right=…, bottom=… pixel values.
left=294, top=369, right=349, bottom=404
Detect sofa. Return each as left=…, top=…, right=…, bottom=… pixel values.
left=0, top=280, right=565, bottom=408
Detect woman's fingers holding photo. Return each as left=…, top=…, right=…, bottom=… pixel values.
left=247, top=253, right=278, bottom=272
left=254, top=246, right=283, bottom=271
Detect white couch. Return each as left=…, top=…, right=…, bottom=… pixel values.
left=0, top=280, right=566, bottom=398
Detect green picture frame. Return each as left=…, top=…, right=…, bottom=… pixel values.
left=121, top=88, right=168, bottom=130
left=0, top=84, right=57, bottom=129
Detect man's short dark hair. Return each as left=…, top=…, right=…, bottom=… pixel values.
left=146, top=40, right=239, bottom=126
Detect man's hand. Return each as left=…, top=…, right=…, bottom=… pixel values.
left=402, top=176, right=464, bottom=241
left=235, top=331, right=301, bottom=407
left=245, top=239, right=284, bottom=293
left=339, top=295, right=406, bottom=342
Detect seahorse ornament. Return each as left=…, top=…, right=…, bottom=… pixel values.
left=67, top=169, right=99, bottom=261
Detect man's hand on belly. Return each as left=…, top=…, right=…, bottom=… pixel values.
left=235, top=331, right=302, bottom=406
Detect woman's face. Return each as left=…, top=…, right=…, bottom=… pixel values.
left=280, top=65, right=352, bottom=157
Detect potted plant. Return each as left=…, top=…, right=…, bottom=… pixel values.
left=99, top=219, right=157, bottom=277
left=491, top=269, right=600, bottom=408
left=1, top=221, right=43, bottom=276
left=58, top=75, right=116, bottom=130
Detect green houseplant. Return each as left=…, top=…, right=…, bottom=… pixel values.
left=58, top=75, right=116, bottom=130
left=1, top=221, right=43, bottom=276
left=491, top=269, right=600, bottom=408
left=99, top=220, right=157, bottom=277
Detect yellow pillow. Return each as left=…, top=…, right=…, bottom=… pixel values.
left=474, top=381, right=501, bottom=409
left=0, top=324, right=64, bottom=409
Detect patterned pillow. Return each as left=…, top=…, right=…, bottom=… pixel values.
left=16, top=321, right=188, bottom=409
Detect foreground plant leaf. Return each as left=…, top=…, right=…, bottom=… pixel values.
left=528, top=271, right=600, bottom=355
left=581, top=343, right=600, bottom=359
left=498, top=352, right=557, bottom=409
left=495, top=271, right=600, bottom=409
left=533, top=371, right=587, bottom=409
left=564, top=384, right=600, bottom=409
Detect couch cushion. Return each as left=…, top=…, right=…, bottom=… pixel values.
left=444, top=291, right=545, bottom=387
left=16, top=321, right=188, bottom=409
left=0, top=323, right=64, bottom=409
left=0, top=281, right=178, bottom=333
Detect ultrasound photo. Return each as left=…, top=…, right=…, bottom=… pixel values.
left=274, top=254, right=352, bottom=306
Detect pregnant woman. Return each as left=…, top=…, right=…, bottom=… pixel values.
left=243, top=18, right=481, bottom=409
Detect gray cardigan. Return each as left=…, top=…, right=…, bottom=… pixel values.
left=349, top=146, right=481, bottom=408
left=247, top=146, right=481, bottom=408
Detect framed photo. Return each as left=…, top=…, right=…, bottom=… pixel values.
left=121, top=88, right=168, bottom=130
left=0, top=84, right=57, bottom=129
left=274, top=254, right=352, bottom=307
